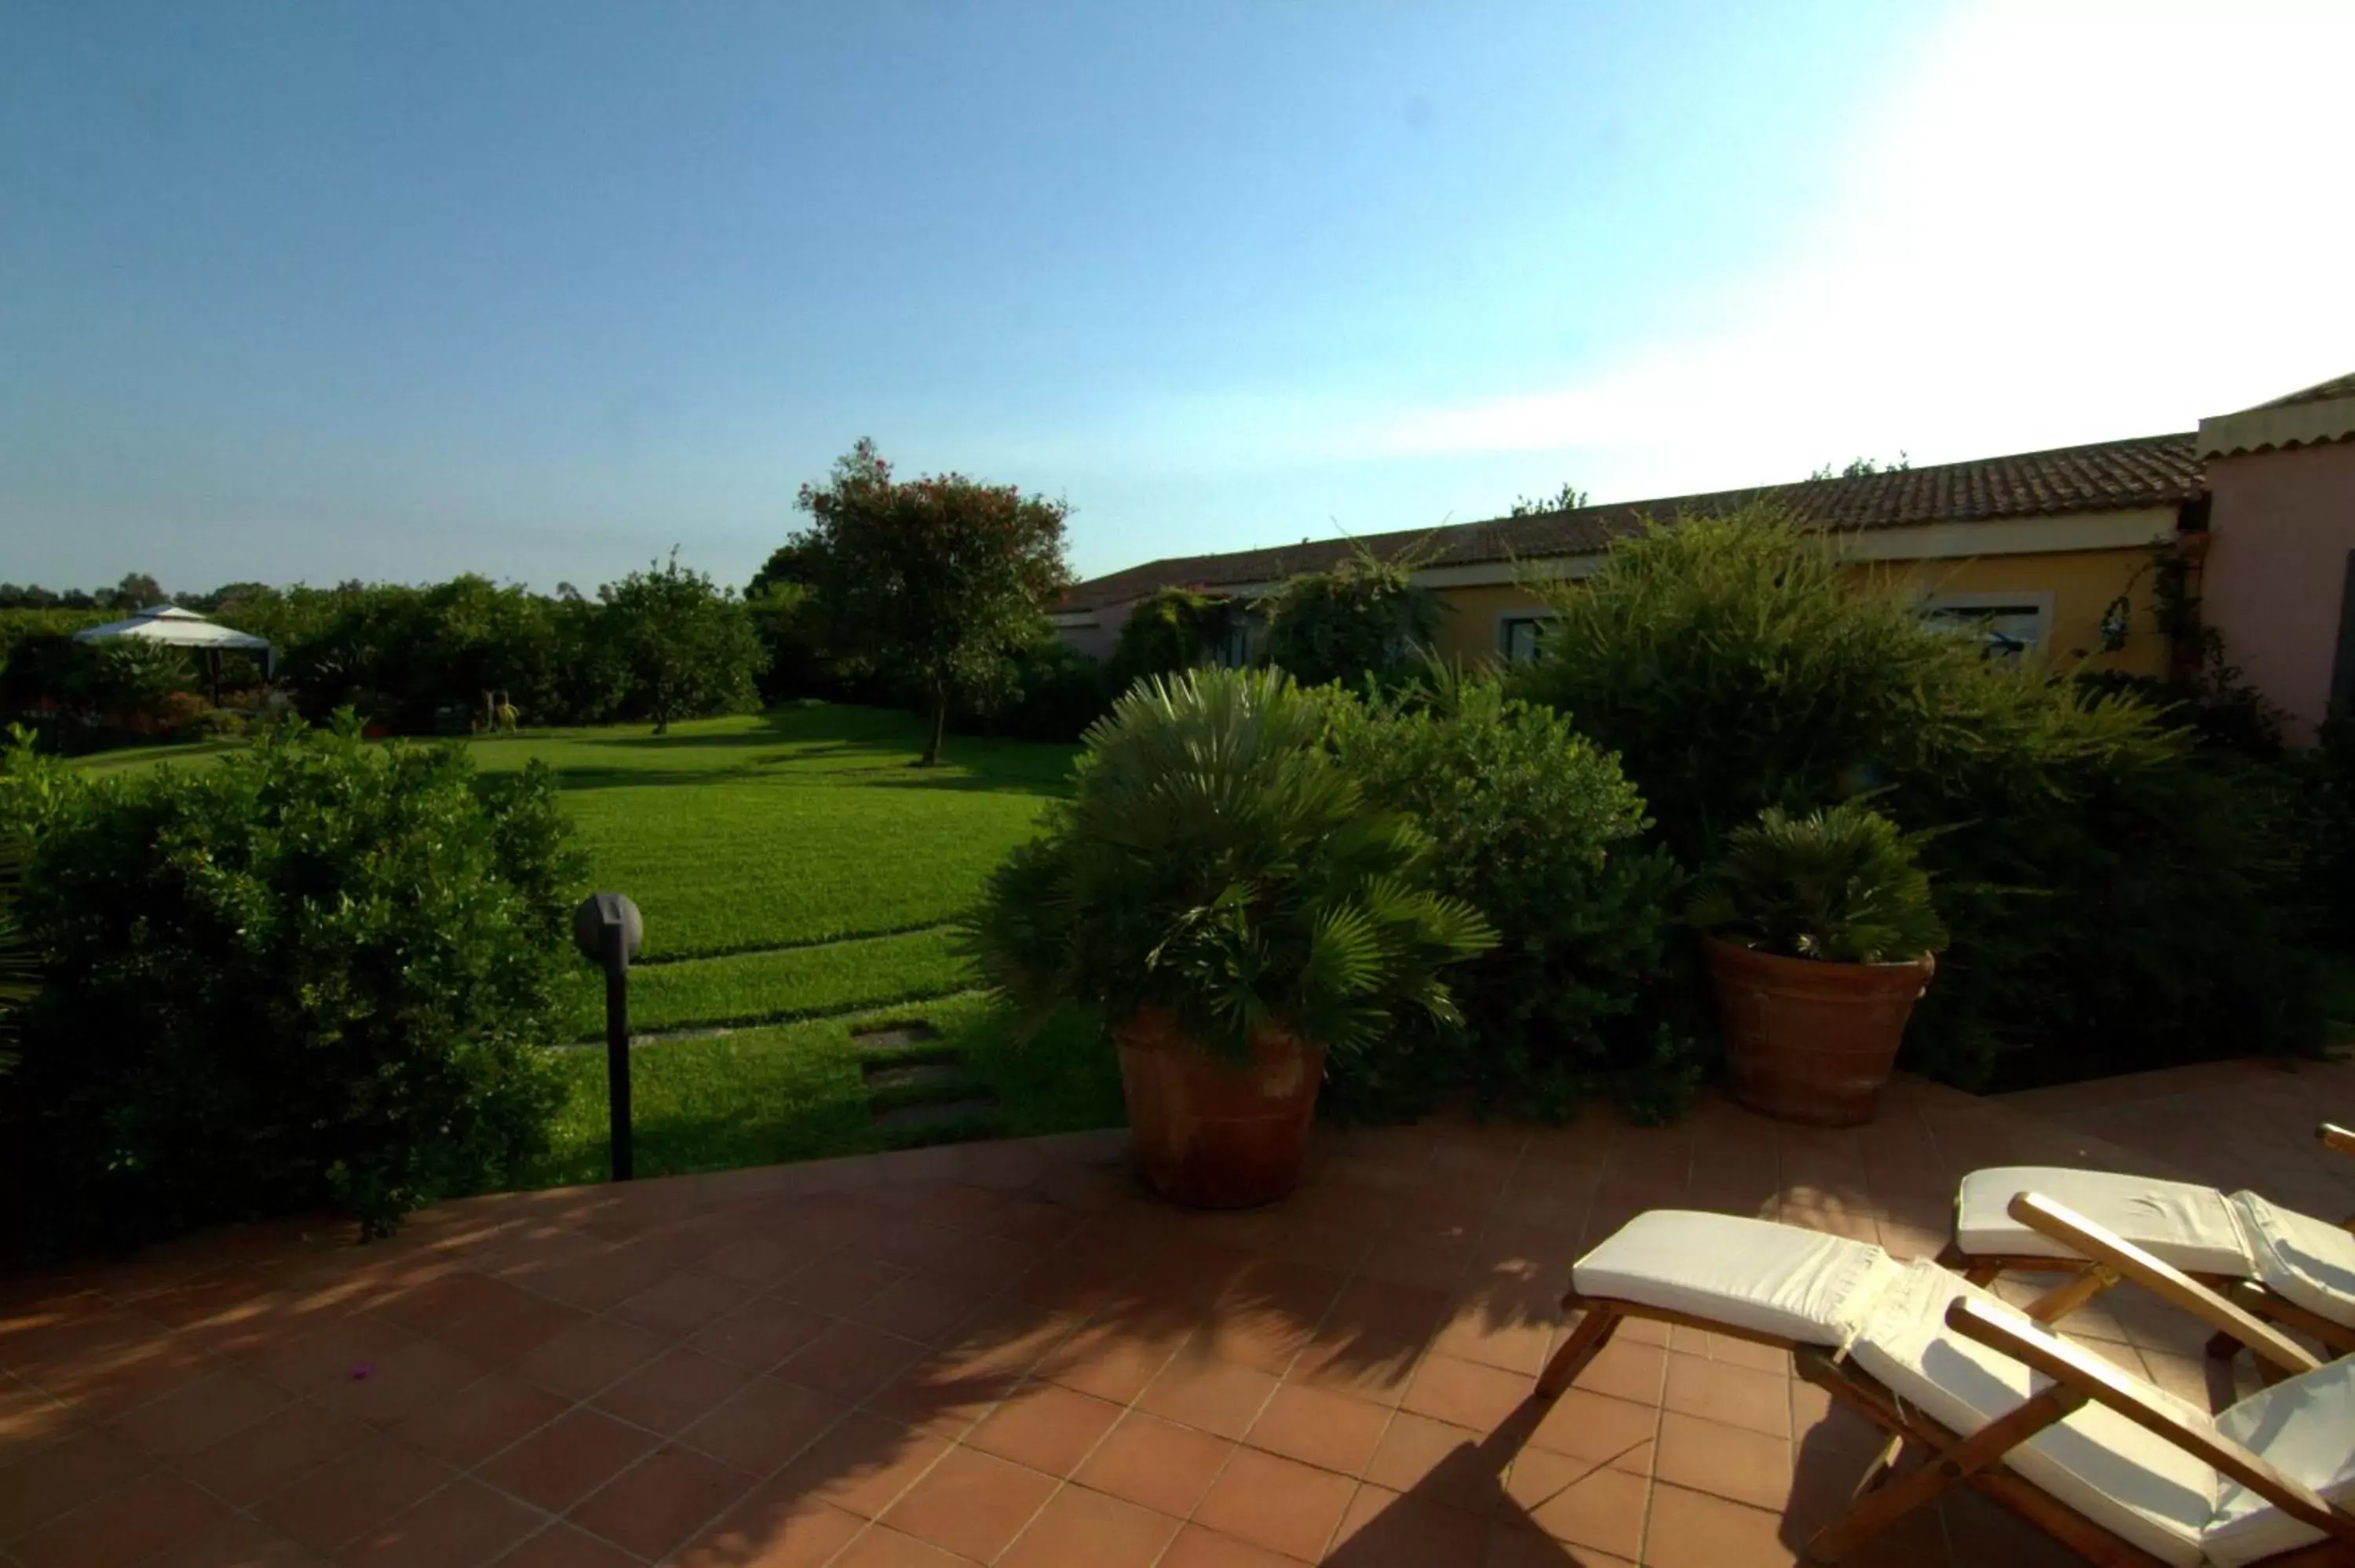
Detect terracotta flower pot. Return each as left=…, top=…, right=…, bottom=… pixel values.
left=1114, top=1009, right=1326, bottom=1209
left=1701, top=935, right=1934, bottom=1128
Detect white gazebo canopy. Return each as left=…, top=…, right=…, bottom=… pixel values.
left=74, top=605, right=274, bottom=684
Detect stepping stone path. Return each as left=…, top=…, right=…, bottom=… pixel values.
left=852, top=1019, right=1000, bottom=1140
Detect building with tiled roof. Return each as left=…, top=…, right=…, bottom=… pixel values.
left=1053, top=374, right=2355, bottom=739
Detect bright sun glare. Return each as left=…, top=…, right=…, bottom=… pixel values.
left=1375, top=0, right=2355, bottom=494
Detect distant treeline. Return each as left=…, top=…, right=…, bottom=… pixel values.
left=1, top=560, right=767, bottom=748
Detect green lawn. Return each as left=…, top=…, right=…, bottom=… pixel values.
left=471, top=706, right=1080, bottom=957
left=75, top=704, right=1129, bottom=1183
left=499, top=706, right=1121, bottom=1180
left=534, top=994, right=1121, bottom=1185
left=563, top=925, right=975, bottom=1037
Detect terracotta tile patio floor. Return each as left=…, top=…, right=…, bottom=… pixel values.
left=4, top=1057, right=2352, bottom=1568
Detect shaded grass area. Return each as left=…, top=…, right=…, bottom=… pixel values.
left=465, top=703, right=1079, bottom=793
left=487, top=708, right=1074, bottom=958
left=560, top=782, right=1054, bottom=957
left=563, top=925, right=975, bottom=1037
left=530, top=994, right=1123, bottom=1185
left=66, top=738, right=246, bottom=775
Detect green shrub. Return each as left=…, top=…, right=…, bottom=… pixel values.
left=1327, top=671, right=1685, bottom=1120
left=1106, top=586, right=1240, bottom=692
left=0, top=609, right=107, bottom=676
left=968, top=667, right=1494, bottom=1062
left=747, top=581, right=838, bottom=705
left=601, top=554, right=768, bottom=734
left=0, top=841, right=31, bottom=1078
left=2291, top=709, right=2355, bottom=950
left=1516, top=509, right=2321, bottom=1084
left=1692, top=804, right=1946, bottom=963
left=947, top=632, right=1107, bottom=743
left=1263, top=551, right=1439, bottom=689
left=0, top=716, right=579, bottom=1249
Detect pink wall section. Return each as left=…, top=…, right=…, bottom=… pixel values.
left=2202, top=441, right=2355, bottom=742
left=1055, top=601, right=1130, bottom=661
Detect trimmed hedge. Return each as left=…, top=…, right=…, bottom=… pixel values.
left=0, top=717, right=580, bottom=1249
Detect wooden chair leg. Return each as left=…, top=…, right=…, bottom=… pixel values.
left=1803, top=1384, right=2086, bottom=1563
left=2022, top=1264, right=2118, bottom=1325
left=2222, top=1279, right=2355, bottom=1361
left=1536, top=1297, right=1621, bottom=1398
left=1848, top=1430, right=1909, bottom=1503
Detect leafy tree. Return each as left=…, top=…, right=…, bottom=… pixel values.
left=790, top=439, right=1072, bottom=766
left=69, top=640, right=192, bottom=720
left=747, top=540, right=825, bottom=599
left=1809, top=453, right=1911, bottom=480
left=598, top=552, right=765, bottom=734
left=1262, top=549, right=1438, bottom=688
left=1508, top=482, right=1589, bottom=516
left=745, top=579, right=835, bottom=705
left=110, top=572, right=167, bottom=610
left=185, top=581, right=273, bottom=615
left=1107, top=586, right=1238, bottom=693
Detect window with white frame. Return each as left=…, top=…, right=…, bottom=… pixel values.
left=1917, top=593, right=2053, bottom=663
left=1499, top=614, right=1554, bottom=664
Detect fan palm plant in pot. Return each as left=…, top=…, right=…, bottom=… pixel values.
left=1690, top=803, right=1946, bottom=1126
left=969, top=667, right=1495, bottom=1208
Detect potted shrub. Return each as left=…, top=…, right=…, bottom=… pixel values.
left=1690, top=803, right=1946, bottom=1126
left=970, top=667, right=1494, bottom=1208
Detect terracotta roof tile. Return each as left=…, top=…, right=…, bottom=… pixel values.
left=2251, top=371, right=2355, bottom=410
left=1061, top=432, right=2204, bottom=613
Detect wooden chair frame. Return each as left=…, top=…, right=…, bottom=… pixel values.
left=1938, top=1123, right=2355, bottom=1365
left=1535, top=1194, right=2353, bottom=1566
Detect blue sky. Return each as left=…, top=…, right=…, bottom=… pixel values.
left=4, top=2, right=2350, bottom=597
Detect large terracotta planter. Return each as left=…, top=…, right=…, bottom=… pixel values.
left=1702, top=935, right=1934, bottom=1127
left=1114, top=1009, right=1326, bottom=1209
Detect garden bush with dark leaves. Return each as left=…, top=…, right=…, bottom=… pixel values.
left=1327, top=672, right=1692, bottom=1121
left=1513, top=509, right=2322, bottom=1086
left=0, top=715, right=579, bottom=1250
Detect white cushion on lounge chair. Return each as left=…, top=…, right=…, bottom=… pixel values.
left=1847, top=1259, right=2218, bottom=1568
left=2203, top=1357, right=2355, bottom=1565
left=1572, top=1209, right=1904, bottom=1347
left=1954, top=1167, right=2252, bottom=1277
left=2233, top=1191, right=2355, bottom=1329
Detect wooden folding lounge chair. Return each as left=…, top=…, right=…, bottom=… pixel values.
left=1941, top=1123, right=2355, bottom=1362
left=1536, top=1198, right=2355, bottom=1566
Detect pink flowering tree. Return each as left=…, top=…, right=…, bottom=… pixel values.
left=790, top=439, right=1072, bottom=766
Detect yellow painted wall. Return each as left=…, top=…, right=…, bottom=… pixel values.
left=1427, top=548, right=2167, bottom=677
left=1430, top=582, right=1554, bottom=664
left=1871, top=550, right=2166, bottom=677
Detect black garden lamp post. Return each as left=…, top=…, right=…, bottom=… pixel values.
left=571, top=892, right=644, bottom=1181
